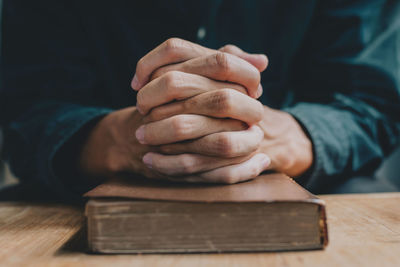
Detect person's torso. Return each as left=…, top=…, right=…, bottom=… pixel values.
left=76, top=0, right=317, bottom=109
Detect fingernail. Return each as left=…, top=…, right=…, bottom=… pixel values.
left=135, top=126, right=147, bottom=144
left=262, top=155, right=271, bottom=169
left=256, top=84, right=263, bottom=98
left=143, top=153, right=153, bottom=169
left=131, top=74, right=140, bottom=90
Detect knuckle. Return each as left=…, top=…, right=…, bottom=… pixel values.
left=213, top=52, right=231, bottom=79
left=162, top=71, right=183, bottom=99
left=253, top=101, right=264, bottom=122
left=171, top=116, right=191, bottom=139
left=215, top=134, right=235, bottom=157
left=212, top=89, right=234, bottom=114
left=220, top=44, right=237, bottom=54
left=179, top=156, right=197, bottom=174
left=164, top=38, right=184, bottom=57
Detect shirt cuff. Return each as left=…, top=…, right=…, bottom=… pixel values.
left=283, top=103, right=350, bottom=193
left=39, top=106, right=113, bottom=201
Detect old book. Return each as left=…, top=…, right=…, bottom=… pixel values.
left=84, top=173, right=328, bottom=254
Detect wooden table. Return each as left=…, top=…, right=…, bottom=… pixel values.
left=0, top=193, right=399, bottom=267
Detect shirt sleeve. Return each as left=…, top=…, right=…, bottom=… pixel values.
left=0, top=0, right=113, bottom=200
left=283, top=0, right=400, bottom=193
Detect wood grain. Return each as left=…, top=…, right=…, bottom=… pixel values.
left=0, top=193, right=399, bottom=267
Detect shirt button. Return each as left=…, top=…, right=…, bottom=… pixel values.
left=197, top=26, right=207, bottom=40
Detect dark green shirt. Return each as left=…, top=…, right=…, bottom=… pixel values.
left=1, top=0, right=400, bottom=200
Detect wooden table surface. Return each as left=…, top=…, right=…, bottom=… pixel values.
left=0, top=193, right=399, bottom=267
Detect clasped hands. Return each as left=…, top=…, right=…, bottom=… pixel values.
left=78, top=38, right=313, bottom=184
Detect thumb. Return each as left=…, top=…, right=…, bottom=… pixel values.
left=219, top=45, right=268, bottom=72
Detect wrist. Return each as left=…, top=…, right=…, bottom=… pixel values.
left=258, top=106, right=314, bottom=177
left=78, top=107, right=151, bottom=180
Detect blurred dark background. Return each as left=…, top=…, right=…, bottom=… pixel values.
left=0, top=0, right=399, bottom=192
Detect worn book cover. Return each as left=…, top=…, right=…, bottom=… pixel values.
left=85, top=173, right=328, bottom=253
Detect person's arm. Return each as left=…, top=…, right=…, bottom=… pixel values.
left=0, top=0, right=113, bottom=200
left=0, top=1, right=271, bottom=200
left=283, top=0, right=400, bottom=192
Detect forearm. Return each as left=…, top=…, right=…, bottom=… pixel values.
left=284, top=98, right=400, bottom=193
left=280, top=0, right=400, bottom=192
left=3, top=101, right=112, bottom=200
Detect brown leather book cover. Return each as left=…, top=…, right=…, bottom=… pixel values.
left=85, top=173, right=328, bottom=253
left=85, top=173, right=319, bottom=203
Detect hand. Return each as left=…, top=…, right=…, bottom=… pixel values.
left=135, top=87, right=272, bottom=183
left=143, top=95, right=314, bottom=179
left=132, top=38, right=313, bottom=182
left=131, top=38, right=268, bottom=99
left=257, top=107, right=314, bottom=177
left=77, top=106, right=270, bottom=184
left=78, top=107, right=158, bottom=181
left=138, top=72, right=263, bottom=123
left=136, top=91, right=266, bottom=173
left=78, top=40, right=271, bottom=184
left=129, top=39, right=273, bottom=183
